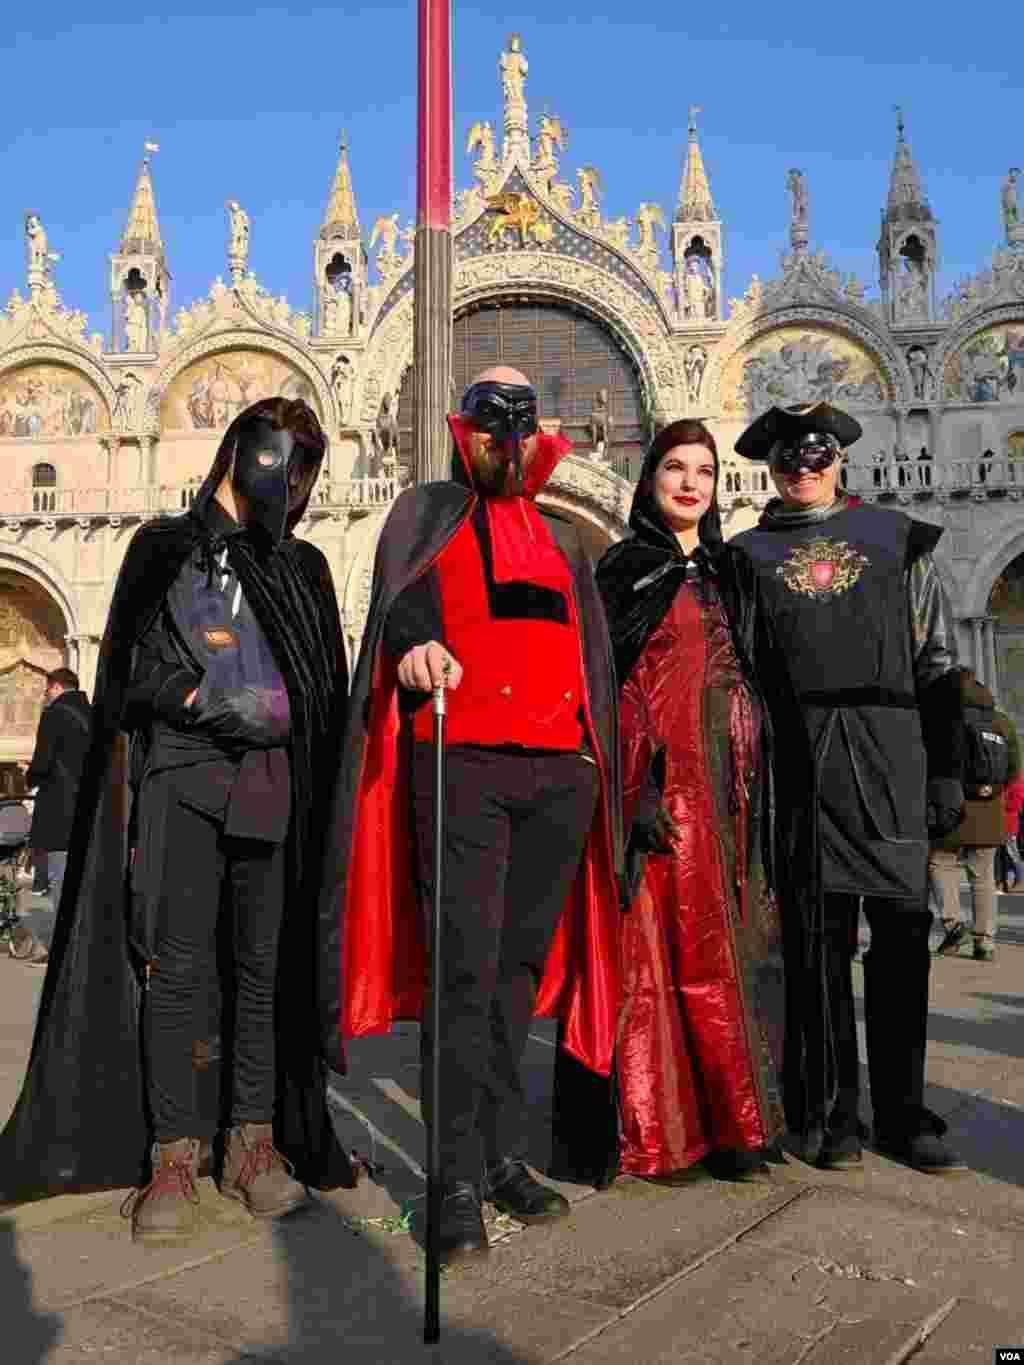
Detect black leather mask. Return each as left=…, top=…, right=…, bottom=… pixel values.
left=769, top=432, right=840, bottom=475
left=231, top=418, right=321, bottom=546
left=461, top=381, right=539, bottom=488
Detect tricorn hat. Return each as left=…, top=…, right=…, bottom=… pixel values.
left=735, top=401, right=863, bottom=463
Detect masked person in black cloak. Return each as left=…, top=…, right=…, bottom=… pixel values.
left=0, top=397, right=359, bottom=1240
left=548, top=420, right=786, bottom=1190
left=732, top=402, right=965, bottom=1174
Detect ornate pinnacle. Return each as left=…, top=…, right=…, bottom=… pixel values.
left=676, top=109, right=716, bottom=223
left=322, top=130, right=360, bottom=238
left=121, top=143, right=164, bottom=256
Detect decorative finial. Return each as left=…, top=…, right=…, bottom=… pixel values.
left=893, top=105, right=905, bottom=141
left=688, top=105, right=702, bottom=139
left=340, top=128, right=348, bottom=153
left=143, top=139, right=160, bottom=163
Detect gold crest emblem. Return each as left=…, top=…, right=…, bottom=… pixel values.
left=776, top=537, right=870, bottom=599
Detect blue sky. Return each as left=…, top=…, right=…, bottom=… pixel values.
left=1, top=2, right=1020, bottom=335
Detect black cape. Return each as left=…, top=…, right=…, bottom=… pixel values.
left=315, top=471, right=624, bottom=1068
left=0, top=452, right=357, bottom=1203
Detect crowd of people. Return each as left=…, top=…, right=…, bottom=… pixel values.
left=0, top=371, right=1017, bottom=1268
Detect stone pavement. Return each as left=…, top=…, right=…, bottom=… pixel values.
left=1, top=886, right=1023, bottom=1364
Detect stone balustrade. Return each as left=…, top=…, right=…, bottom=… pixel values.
left=0, top=476, right=403, bottom=523
left=1, top=458, right=1022, bottom=528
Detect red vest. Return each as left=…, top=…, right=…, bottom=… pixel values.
left=412, top=500, right=585, bottom=750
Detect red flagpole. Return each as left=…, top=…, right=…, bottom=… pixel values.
left=413, top=0, right=453, bottom=486
left=416, top=0, right=453, bottom=1346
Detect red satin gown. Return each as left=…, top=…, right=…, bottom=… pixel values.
left=616, top=573, right=785, bottom=1174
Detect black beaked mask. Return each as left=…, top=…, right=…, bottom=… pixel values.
left=461, top=381, right=539, bottom=488
left=231, top=418, right=319, bottom=547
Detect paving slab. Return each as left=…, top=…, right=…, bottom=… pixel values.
left=743, top=1184, right=1024, bottom=1318
left=912, top=1298, right=1024, bottom=1363
left=560, top=1241, right=930, bottom=1365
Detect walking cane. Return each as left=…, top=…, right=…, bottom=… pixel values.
left=424, top=656, right=450, bottom=1345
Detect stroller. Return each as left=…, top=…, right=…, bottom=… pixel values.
left=0, top=801, right=47, bottom=962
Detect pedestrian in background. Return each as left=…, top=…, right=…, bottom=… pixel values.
left=932, top=670, right=1020, bottom=960
left=12, top=668, right=91, bottom=961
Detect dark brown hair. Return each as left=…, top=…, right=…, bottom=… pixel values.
left=47, top=667, right=79, bottom=690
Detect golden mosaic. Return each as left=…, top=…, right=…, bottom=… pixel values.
left=721, top=326, right=888, bottom=416
left=161, top=350, right=320, bottom=432
left=0, top=364, right=109, bottom=438
left=943, top=323, right=1024, bottom=403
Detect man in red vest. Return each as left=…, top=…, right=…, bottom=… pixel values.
left=320, top=366, right=622, bottom=1266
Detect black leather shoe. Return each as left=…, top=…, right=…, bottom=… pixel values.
left=874, top=1107, right=968, bottom=1175
left=703, top=1148, right=771, bottom=1182
left=434, top=1182, right=489, bottom=1267
left=874, top=1131, right=968, bottom=1174
left=816, top=1130, right=863, bottom=1170
left=484, top=1159, right=570, bottom=1224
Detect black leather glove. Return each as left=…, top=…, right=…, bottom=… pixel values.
left=192, top=681, right=290, bottom=748
left=926, top=778, right=964, bottom=839
left=630, top=803, right=680, bottom=855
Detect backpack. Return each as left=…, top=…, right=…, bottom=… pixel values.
left=962, top=703, right=1010, bottom=797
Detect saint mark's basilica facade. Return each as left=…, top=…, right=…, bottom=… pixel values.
left=2, top=32, right=1024, bottom=784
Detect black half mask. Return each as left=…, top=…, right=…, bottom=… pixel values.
left=231, top=418, right=321, bottom=546
left=461, top=381, right=539, bottom=487
left=769, top=431, right=841, bottom=475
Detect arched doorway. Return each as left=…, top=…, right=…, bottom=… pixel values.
left=0, top=569, right=68, bottom=790
left=396, top=300, right=647, bottom=477
left=987, top=551, right=1024, bottom=730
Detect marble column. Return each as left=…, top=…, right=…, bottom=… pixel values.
left=971, top=616, right=985, bottom=682
left=984, top=617, right=1000, bottom=703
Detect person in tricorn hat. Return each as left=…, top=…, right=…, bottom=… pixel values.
left=732, top=401, right=965, bottom=1174
left=0, top=397, right=360, bottom=1237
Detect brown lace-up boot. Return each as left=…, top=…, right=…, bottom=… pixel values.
left=124, top=1138, right=201, bottom=1245
left=220, top=1122, right=309, bottom=1219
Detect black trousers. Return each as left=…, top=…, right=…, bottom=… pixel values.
left=412, top=745, right=600, bottom=1184
left=144, top=796, right=286, bottom=1142
left=824, top=893, right=932, bottom=1136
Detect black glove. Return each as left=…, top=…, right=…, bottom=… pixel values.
left=926, top=778, right=964, bottom=839
left=630, top=803, right=680, bottom=856
left=192, top=681, right=290, bottom=748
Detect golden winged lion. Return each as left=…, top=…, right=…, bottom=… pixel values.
left=485, top=192, right=553, bottom=248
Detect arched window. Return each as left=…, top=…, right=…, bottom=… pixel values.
left=32, top=462, right=56, bottom=513
left=397, top=301, right=647, bottom=477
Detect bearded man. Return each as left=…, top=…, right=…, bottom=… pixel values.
left=0, top=398, right=359, bottom=1236
left=733, top=402, right=965, bottom=1176
left=320, top=366, right=622, bottom=1266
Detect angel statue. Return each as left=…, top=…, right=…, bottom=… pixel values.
left=500, top=33, right=528, bottom=106
left=577, top=166, right=604, bottom=215
left=535, top=113, right=567, bottom=165
left=225, top=200, right=250, bottom=263
left=25, top=213, right=59, bottom=276
left=466, top=120, right=497, bottom=169
left=370, top=212, right=401, bottom=261
left=787, top=168, right=808, bottom=225
left=635, top=202, right=667, bottom=253
left=1002, top=168, right=1021, bottom=235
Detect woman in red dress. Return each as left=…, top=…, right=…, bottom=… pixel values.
left=550, top=420, right=785, bottom=1186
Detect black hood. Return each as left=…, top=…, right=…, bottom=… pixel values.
left=596, top=422, right=724, bottom=683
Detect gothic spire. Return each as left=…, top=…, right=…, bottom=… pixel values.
left=121, top=142, right=164, bottom=256
left=322, top=132, right=360, bottom=240
left=676, top=106, right=716, bottom=222
left=886, top=106, right=932, bottom=221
